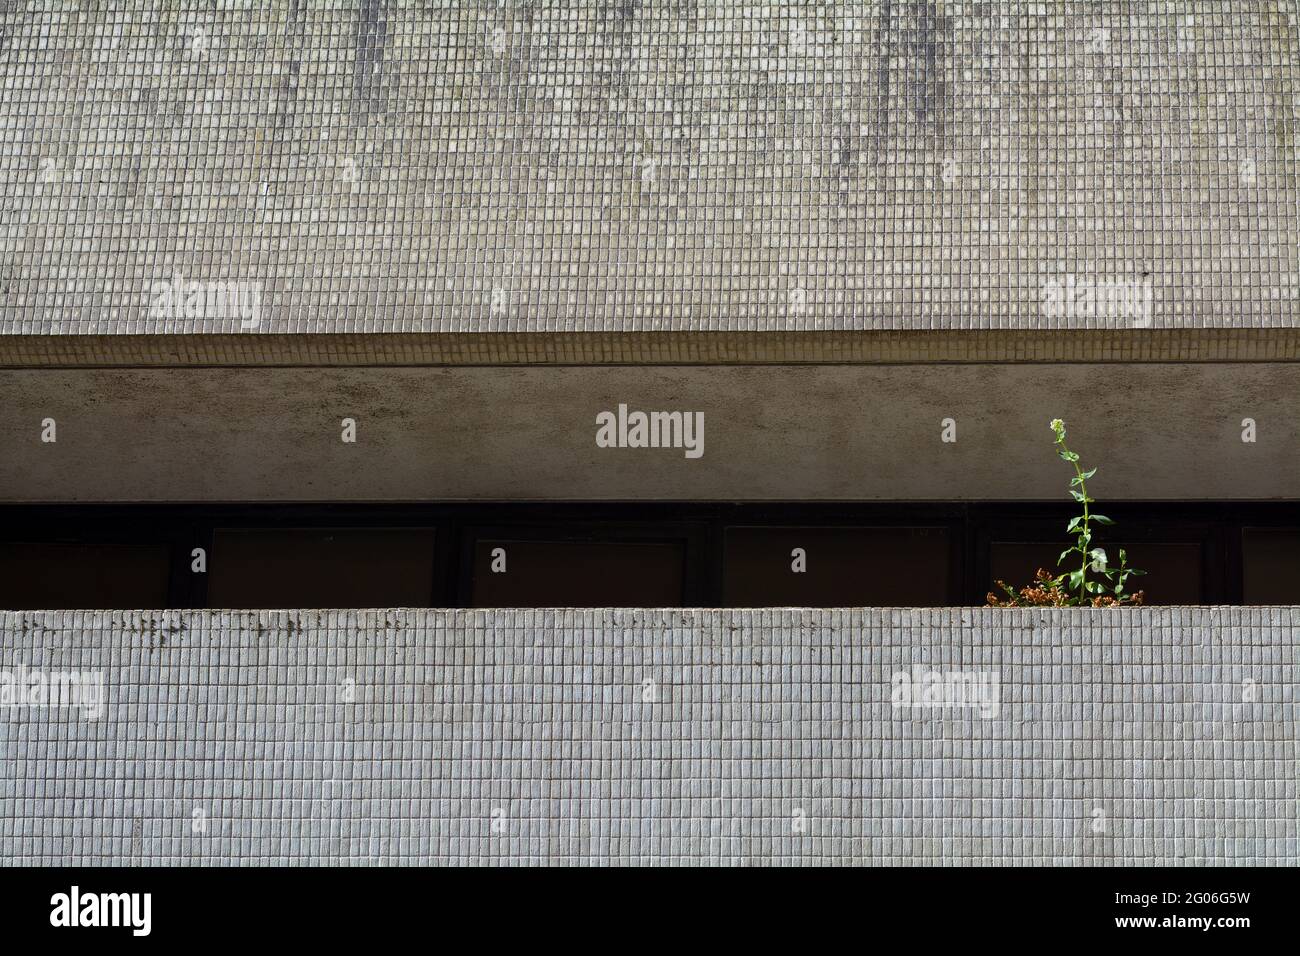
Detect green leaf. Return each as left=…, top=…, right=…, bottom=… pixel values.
left=1092, top=514, right=1115, bottom=525
left=1070, top=490, right=1086, bottom=502
left=1066, top=517, right=1082, bottom=532
left=1079, top=467, right=1097, bottom=480
left=1057, top=548, right=1075, bottom=566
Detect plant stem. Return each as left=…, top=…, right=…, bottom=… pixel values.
left=1074, top=452, right=1090, bottom=601
left=1058, top=433, right=1090, bottom=604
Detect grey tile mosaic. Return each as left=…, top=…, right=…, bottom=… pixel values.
left=1, top=607, right=1294, bottom=865
left=0, top=2, right=1295, bottom=336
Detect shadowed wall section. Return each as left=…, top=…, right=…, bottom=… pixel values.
left=2, top=363, right=1297, bottom=502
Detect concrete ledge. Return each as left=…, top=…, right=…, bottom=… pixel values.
left=4, top=329, right=1300, bottom=368
left=1, top=607, right=1295, bottom=865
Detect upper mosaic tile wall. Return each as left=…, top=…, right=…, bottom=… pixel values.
left=1, top=1, right=1297, bottom=334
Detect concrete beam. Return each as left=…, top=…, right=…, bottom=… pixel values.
left=1, top=363, right=1296, bottom=502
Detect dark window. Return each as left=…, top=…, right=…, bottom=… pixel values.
left=0, top=541, right=170, bottom=610
left=471, top=539, right=686, bottom=607
left=724, top=527, right=951, bottom=607
left=207, top=528, right=436, bottom=608
left=0, top=503, right=1292, bottom=609
left=1242, top=529, right=1300, bottom=605
left=990, top=541, right=1203, bottom=605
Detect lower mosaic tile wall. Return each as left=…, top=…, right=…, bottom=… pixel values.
left=1, top=608, right=1295, bottom=866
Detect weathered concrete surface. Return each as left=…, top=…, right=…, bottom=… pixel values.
left=1, top=607, right=1294, bottom=865
left=1, top=1, right=1296, bottom=334
left=0, top=363, right=1297, bottom=501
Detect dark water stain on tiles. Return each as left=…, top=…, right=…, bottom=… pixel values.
left=353, top=0, right=388, bottom=116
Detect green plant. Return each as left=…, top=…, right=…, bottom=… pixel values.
left=988, top=419, right=1146, bottom=608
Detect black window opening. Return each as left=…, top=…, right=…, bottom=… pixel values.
left=0, top=541, right=171, bottom=610
left=723, top=527, right=953, bottom=607
left=1241, top=528, right=1300, bottom=605
left=989, top=542, right=1205, bottom=605
left=207, top=528, right=438, bottom=609
left=470, top=538, right=689, bottom=608
left=0, top=504, right=1296, bottom=609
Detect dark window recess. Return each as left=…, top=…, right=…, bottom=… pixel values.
left=1242, top=529, right=1300, bottom=605
left=207, top=528, right=436, bottom=608
left=471, top=539, right=685, bottom=607
left=989, top=542, right=1203, bottom=605
left=1, top=503, right=1294, bottom=608
left=724, top=527, right=951, bottom=607
left=0, top=541, right=170, bottom=610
